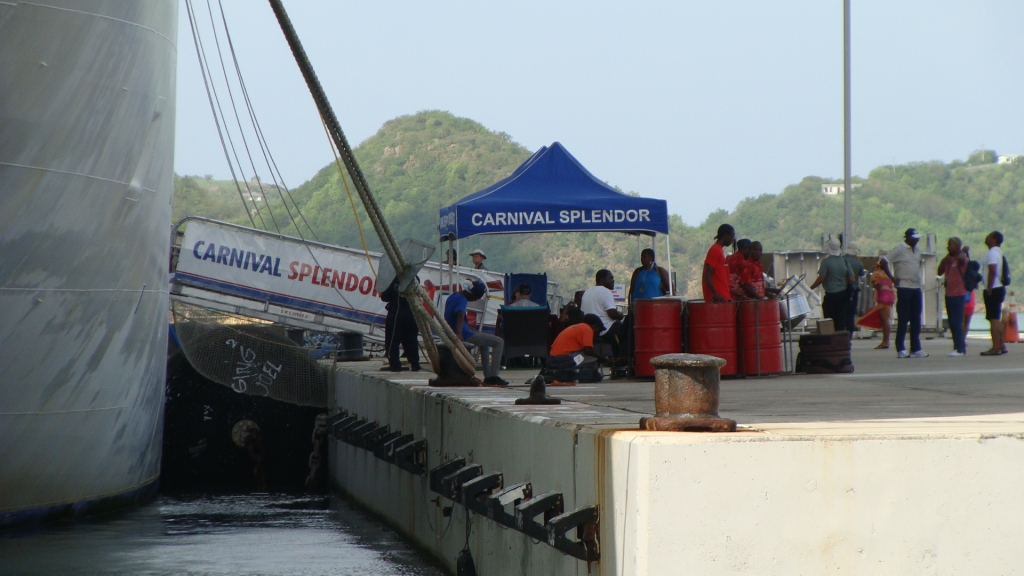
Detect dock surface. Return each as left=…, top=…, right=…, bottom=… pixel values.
left=328, top=335, right=1024, bottom=575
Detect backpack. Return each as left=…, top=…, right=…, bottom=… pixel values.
left=1002, top=256, right=1012, bottom=287
left=963, top=260, right=983, bottom=292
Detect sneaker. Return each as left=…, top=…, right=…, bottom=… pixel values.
left=897, top=350, right=909, bottom=358
left=483, top=376, right=509, bottom=386
left=909, top=351, right=930, bottom=358
left=947, top=351, right=966, bottom=357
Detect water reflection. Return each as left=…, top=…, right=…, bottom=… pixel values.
left=0, top=495, right=445, bottom=576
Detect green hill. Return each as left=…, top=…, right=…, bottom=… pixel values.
left=174, top=111, right=1024, bottom=298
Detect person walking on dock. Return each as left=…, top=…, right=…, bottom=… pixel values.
left=981, top=231, right=1008, bottom=356
left=880, top=228, right=928, bottom=358
left=938, top=237, right=969, bottom=356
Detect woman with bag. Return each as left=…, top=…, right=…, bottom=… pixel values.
left=938, top=237, right=970, bottom=356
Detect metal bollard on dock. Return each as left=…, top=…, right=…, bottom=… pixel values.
left=639, top=353, right=737, bottom=432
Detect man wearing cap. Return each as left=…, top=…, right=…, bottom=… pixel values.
left=444, top=279, right=508, bottom=385
left=469, top=249, right=487, bottom=270
left=880, top=229, right=928, bottom=358
left=810, top=238, right=855, bottom=331
left=703, top=224, right=735, bottom=303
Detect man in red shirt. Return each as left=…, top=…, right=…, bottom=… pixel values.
left=703, top=224, right=735, bottom=302
left=727, top=238, right=751, bottom=299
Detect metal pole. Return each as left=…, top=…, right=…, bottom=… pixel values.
left=843, top=0, right=852, bottom=251
left=666, top=233, right=673, bottom=295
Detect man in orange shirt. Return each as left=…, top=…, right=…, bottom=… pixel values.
left=548, top=314, right=609, bottom=368
left=703, top=224, right=735, bottom=303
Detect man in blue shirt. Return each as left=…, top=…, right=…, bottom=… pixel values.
left=444, top=279, right=508, bottom=385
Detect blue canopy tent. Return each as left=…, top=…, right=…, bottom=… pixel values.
left=438, top=142, right=674, bottom=293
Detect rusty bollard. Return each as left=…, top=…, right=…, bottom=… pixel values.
left=639, top=353, right=737, bottom=432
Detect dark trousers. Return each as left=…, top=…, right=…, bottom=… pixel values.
left=945, top=295, right=967, bottom=353
left=599, top=320, right=625, bottom=359
left=845, top=287, right=860, bottom=335
left=896, top=287, right=923, bottom=353
left=385, top=312, right=420, bottom=369
left=822, top=291, right=848, bottom=331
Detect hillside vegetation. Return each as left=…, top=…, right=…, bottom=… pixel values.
left=174, top=111, right=1023, bottom=297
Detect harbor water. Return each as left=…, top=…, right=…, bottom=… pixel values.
left=0, top=495, right=445, bottom=576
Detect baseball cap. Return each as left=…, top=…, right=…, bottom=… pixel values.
left=904, top=228, right=921, bottom=239
left=469, top=279, right=487, bottom=298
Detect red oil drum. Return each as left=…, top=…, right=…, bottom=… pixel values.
left=633, top=298, right=683, bottom=377
left=685, top=301, right=738, bottom=376
left=738, top=300, right=784, bottom=375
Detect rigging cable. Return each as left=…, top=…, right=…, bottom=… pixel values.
left=216, top=0, right=320, bottom=243
left=319, top=113, right=376, bottom=276
left=186, top=0, right=359, bottom=310
left=201, top=0, right=281, bottom=233
left=184, top=0, right=258, bottom=229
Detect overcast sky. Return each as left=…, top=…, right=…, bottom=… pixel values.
left=175, top=1, right=1024, bottom=226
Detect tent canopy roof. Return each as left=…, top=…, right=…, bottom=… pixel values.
left=439, top=142, right=669, bottom=240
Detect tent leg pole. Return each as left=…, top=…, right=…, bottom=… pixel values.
left=666, top=233, right=673, bottom=296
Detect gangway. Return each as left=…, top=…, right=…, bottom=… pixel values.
left=169, top=218, right=552, bottom=343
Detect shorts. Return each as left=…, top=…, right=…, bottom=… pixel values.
left=984, top=287, right=1006, bottom=321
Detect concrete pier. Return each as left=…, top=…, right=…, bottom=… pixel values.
left=328, top=337, right=1024, bottom=575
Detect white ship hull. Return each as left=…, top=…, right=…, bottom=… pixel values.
left=0, top=0, right=177, bottom=527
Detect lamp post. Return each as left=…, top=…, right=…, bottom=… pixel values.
left=843, top=0, right=852, bottom=251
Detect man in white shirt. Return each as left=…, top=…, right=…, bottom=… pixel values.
left=880, top=228, right=928, bottom=358
left=581, top=269, right=624, bottom=358
left=981, top=231, right=1007, bottom=356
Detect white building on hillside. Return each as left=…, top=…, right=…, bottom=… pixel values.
left=997, top=154, right=1019, bottom=165
left=821, top=183, right=862, bottom=195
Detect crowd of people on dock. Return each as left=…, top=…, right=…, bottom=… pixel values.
left=703, top=223, right=1011, bottom=359
left=380, top=225, right=1011, bottom=382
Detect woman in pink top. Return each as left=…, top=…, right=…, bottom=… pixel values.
left=858, top=261, right=896, bottom=348
left=938, top=237, right=969, bottom=355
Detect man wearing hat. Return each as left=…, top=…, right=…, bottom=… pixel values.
left=880, top=228, right=928, bottom=358
left=810, top=238, right=855, bottom=331
left=443, top=279, right=508, bottom=385
left=469, top=249, right=487, bottom=270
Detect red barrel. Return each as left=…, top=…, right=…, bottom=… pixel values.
left=738, top=300, right=784, bottom=375
left=685, top=301, right=738, bottom=376
left=633, top=298, right=683, bottom=377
